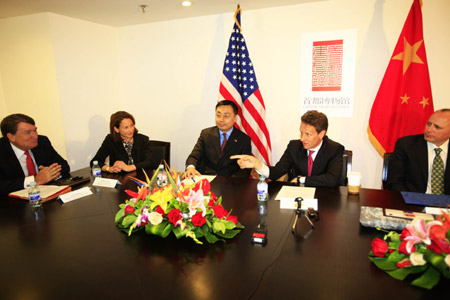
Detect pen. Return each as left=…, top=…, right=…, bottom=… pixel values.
left=191, top=176, right=196, bottom=183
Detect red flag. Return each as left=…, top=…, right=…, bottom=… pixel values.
left=218, top=8, right=272, bottom=166
left=368, top=0, right=433, bottom=156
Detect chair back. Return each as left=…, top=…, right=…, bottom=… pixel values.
left=382, top=152, right=392, bottom=190
left=149, top=140, right=171, bottom=170
left=340, top=150, right=353, bottom=186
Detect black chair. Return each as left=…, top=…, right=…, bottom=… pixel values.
left=382, top=152, right=392, bottom=190
left=149, top=140, right=170, bottom=170
left=340, top=150, right=353, bottom=186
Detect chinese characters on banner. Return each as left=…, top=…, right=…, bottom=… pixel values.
left=300, top=30, right=357, bottom=117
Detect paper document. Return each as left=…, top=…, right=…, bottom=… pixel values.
left=275, top=185, right=316, bottom=200
left=59, top=187, right=93, bottom=203
left=93, top=177, right=119, bottom=188
left=280, top=198, right=318, bottom=210
left=425, top=207, right=450, bottom=215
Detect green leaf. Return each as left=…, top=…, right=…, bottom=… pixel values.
left=161, top=222, right=173, bottom=238
left=213, top=221, right=226, bottom=234
left=387, top=265, right=427, bottom=280
left=224, top=220, right=236, bottom=230
left=204, top=232, right=221, bottom=244
left=424, top=249, right=450, bottom=279
left=387, top=251, right=406, bottom=262
left=411, top=266, right=441, bottom=290
left=173, top=227, right=188, bottom=239
left=216, top=229, right=242, bottom=239
left=115, top=209, right=126, bottom=223
left=122, top=215, right=137, bottom=227
left=149, top=166, right=159, bottom=189
left=368, top=256, right=397, bottom=271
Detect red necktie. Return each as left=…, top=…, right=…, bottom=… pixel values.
left=221, top=133, right=227, bottom=152
left=25, top=151, right=37, bottom=176
left=307, top=150, right=315, bottom=176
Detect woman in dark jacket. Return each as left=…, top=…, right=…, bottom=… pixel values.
left=90, top=111, right=151, bottom=173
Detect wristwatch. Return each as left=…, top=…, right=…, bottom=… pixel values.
left=297, top=176, right=305, bottom=185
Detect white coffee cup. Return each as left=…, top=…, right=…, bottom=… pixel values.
left=347, top=172, right=362, bottom=194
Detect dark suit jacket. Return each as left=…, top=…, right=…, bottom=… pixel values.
left=186, top=126, right=252, bottom=178
left=90, top=133, right=152, bottom=170
left=0, top=136, right=70, bottom=195
left=269, top=136, right=344, bottom=187
left=387, top=134, right=450, bottom=194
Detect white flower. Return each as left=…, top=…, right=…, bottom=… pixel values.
left=445, top=255, right=450, bottom=268
left=410, top=252, right=426, bottom=266
left=148, top=212, right=163, bottom=225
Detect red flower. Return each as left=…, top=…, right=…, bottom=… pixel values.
left=125, top=190, right=139, bottom=198
left=226, top=215, right=238, bottom=225
left=398, top=241, right=410, bottom=255
left=155, top=205, right=166, bottom=216
left=210, top=192, right=217, bottom=202
left=168, top=209, right=182, bottom=226
left=399, top=228, right=412, bottom=241
left=213, top=205, right=228, bottom=219
left=207, top=199, right=215, bottom=207
left=125, top=205, right=135, bottom=215
left=191, top=212, right=206, bottom=227
left=193, top=179, right=210, bottom=195
left=371, top=238, right=388, bottom=257
left=396, top=259, right=412, bottom=268
left=427, top=241, right=443, bottom=255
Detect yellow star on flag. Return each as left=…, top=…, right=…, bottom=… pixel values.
left=400, top=93, right=410, bottom=104
left=392, top=37, right=424, bottom=75
left=419, top=96, right=430, bottom=108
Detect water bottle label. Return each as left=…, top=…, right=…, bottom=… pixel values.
left=92, top=169, right=101, bottom=177
left=30, top=194, right=41, bottom=201
left=157, top=174, right=168, bottom=186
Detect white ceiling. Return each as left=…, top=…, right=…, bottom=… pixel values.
left=0, top=0, right=322, bottom=27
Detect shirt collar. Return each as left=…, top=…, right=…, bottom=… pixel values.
left=10, top=142, right=26, bottom=160
left=219, top=127, right=234, bottom=137
left=309, top=140, right=323, bottom=153
left=428, top=139, right=449, bottom=154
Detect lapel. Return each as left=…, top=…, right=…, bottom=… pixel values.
left=221, top=128, right=238, bottom=156
left=1, top=139, right=26, bottom=177
left=311, top=137, right=327, bottom=175
left=212, top=128, right=222, bottom=158
left=417, top=138, right=428, bottom=181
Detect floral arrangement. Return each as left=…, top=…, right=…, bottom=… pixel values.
left=369, top=212, right=450, bottom=289
left=115, top=164, right=244, bottom=244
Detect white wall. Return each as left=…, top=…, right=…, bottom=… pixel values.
left=48, top=13, right=120, bottom=168
left=0, top=0, right=449, bottom=189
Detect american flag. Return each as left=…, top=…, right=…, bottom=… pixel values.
left=218, top=8, right=272, bottom=166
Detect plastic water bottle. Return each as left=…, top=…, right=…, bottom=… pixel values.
left=156, top=164, right=168, bottom=187
left=28, top=182, right=42, bottom=207
left=92, top=160, right=101, bottom=177
left=257, top=175, right=268, bottom=202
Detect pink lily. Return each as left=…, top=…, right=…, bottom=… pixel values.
left=404, top=218, right=442, bottom=253
left=183, top=188, right=207, bottom=217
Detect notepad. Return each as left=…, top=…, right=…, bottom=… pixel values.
left=9, top=185, right=71, bottom=202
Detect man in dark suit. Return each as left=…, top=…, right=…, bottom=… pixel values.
left=0, top=114, right=70, bottom=195
left=387, top=109, right=450, bottom=194
left=183, top=100, right=252, bottom=179
left=232, top=110, right=344, bottom=187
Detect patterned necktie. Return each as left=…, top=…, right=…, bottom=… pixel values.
left=25, top=151, right=37, bottom=176
left=123, top=142, right=134, bottom=165
left=431, top=148, right=444, bottom=195
left=221, top=133, right=227, bottom=152
left=307, top=150, right=315, bottom=176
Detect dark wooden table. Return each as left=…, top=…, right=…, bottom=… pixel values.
left=0, top=169, right=446, bottom=299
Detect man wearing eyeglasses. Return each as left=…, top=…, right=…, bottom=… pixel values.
left=183, top=100, right=252, bottom=179
left=232, top=110, right=344, bottom=187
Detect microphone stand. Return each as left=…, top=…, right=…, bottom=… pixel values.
left=291, top=197, right=315, bottom=233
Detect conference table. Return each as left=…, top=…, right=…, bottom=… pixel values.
left=0, top=168, right=446, bottom=299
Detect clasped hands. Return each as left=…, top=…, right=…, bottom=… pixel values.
left=35, top=163, right=62, bottom=185
left=104, top=161, right=136, bottom=173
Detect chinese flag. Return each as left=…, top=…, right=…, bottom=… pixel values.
left=368, top=0, right=433, bottom=156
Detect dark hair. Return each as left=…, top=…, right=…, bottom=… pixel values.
left=110, top=111, right=138, bottom=142
left=216, top=100, right=239, bottom=115
left=1, top=113, right=35, bottom=137
left=301, top=110, right=328, bottom=134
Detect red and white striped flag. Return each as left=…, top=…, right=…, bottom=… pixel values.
left=218, top=7, right=272, bottom=166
